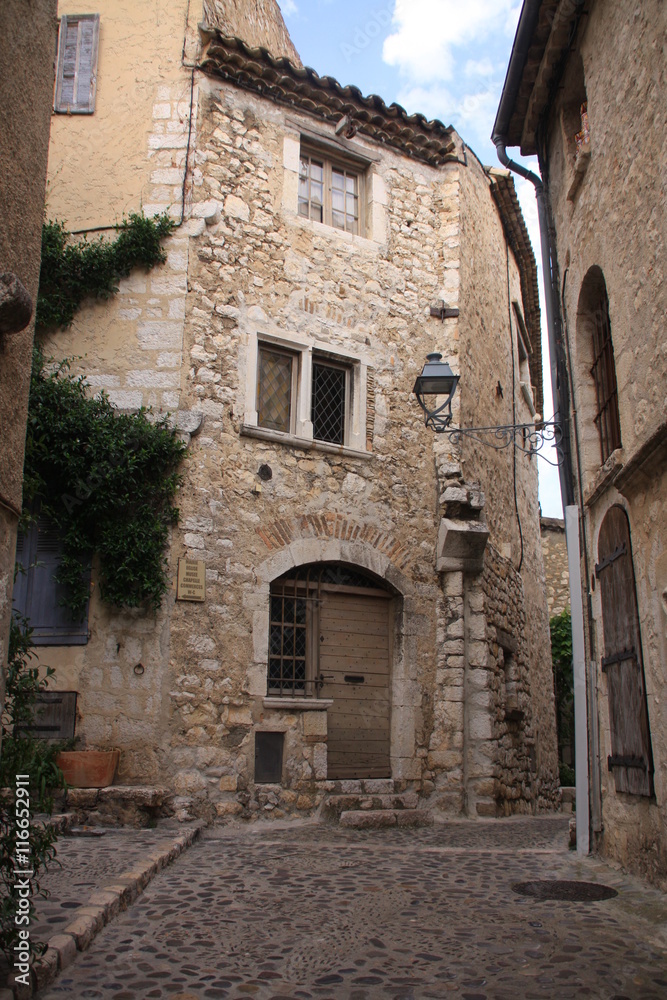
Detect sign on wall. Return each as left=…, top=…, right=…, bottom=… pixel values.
left=176, top=558, right=206, bottom=602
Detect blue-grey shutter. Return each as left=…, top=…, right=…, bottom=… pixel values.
left=12, top=528, right=30, bottom=621
left=13, top=516, right=89, bottom=646
left=54, top=15, right=100, bottom=114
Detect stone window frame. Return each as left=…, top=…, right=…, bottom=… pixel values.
left=512, top=300, right=536, bottom=417
left=298, top=144, right=365, bottom=236
left=241, top=326, right=372, bottom=458
left=282, top=119, right=388, bottom=247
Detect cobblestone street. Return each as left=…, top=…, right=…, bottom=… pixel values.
left=36, top=816, right=667, bottom=1000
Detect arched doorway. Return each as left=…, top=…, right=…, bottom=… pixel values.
left=269, top=563, right=394, bottom=779
left=597, top=506, right=653, bottom=796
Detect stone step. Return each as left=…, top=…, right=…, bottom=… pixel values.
left=64, top=786, right=173, bottom=828
left=322, top=791, right=419, bottom=818
left=333, top=778, right=396, bottom=794
left=339, top=809, right=433, bottom=829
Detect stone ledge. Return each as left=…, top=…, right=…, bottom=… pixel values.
left=263, top=697, right=333, bottom=711
left=240, top=423, right=374, bottom=461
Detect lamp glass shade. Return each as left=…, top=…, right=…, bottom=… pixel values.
left=413, top=353, right=459, bottom=397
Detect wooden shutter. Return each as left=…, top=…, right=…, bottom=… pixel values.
left=54, top=14, right=100, bottom=114
left=596, top=506, right=653, bottom=796
left=12, top=516, right=90, bottom=646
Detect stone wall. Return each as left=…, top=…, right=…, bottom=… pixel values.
left=36, top=3, right=558, bottom=822
left=538, top=0, right=666, bottom=885
left=0, top=0, right=57, bottom=681
left=457, top=154, right=559, bottom=809
left=541, top=517, right=569, bottom=618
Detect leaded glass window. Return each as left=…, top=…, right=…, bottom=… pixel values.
left=312, top=362, right=346, bottom=445
left=258, top=347, right=295, bottom=433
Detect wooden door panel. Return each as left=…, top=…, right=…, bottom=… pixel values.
left=320, top=590, right=391, bottom=779
left=597, top=506, right=653, bottom=796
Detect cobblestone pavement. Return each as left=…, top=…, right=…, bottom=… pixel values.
left=38, top=816, right=667, bottom=1000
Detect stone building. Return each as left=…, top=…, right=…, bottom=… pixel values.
left=540, top=517, right=569, bottom=618
left=495, top=0, right=666, bottom=884
left=28, top=0, right=558, bottom=823
left=0, top=0, right=58, bottom=702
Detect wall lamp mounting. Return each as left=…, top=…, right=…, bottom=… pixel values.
left=412, top=352, right=564, bottom=465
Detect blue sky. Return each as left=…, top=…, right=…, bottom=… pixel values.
left=278, top=0, right=563, bottom=517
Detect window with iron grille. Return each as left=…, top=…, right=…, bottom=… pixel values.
left=268, top=587, right=309, bottom=694
left=312, top=361, right=347, bottom=445
left=298, top=148, right=362, bottom=236
left=590, top=291, right=621, bottom=464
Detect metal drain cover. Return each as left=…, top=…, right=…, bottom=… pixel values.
left=512, top=880, right=618, bottom=901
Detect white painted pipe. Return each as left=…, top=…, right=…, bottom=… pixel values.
left=565, top=504, right=589, bottom=855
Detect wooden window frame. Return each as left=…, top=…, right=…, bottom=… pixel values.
left=54, top=14, right=100, bottom=115
left=298, top=144, right=366, bottom=237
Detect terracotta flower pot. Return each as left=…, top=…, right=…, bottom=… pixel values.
left=57, top=750, right=120, bottom=788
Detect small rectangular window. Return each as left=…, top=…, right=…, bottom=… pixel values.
left=298, top=146, right=362, bottom=235
left=257, top=346, right=296, bottom=434
left=54, top=14, right=100, bottom=114
left=312, top=361, right=347, bottom=445
left=255, top=732, right=284, bottom=784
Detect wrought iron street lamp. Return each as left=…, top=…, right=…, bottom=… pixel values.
left=412, top=353, right=460, bottom=433
left=412, top=352, right=563, bottom=464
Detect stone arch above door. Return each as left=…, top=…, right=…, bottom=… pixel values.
left=247, top=527, right=424, bottom=781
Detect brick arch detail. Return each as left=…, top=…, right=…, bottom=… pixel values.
left=256, top=514, right=412, bottom=572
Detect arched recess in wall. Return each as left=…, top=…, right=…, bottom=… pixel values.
left=575, top=266, right=622, bottom=479
left=596, top=504, right=653, bottom=797
left=253, top=539, right=417, bottom=781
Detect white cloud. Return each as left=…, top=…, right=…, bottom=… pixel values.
left=464, top=58, right=495, bottom=78
left=279, top=0, right=298, bottom=16
left=383, top=0, right=518, bottom=83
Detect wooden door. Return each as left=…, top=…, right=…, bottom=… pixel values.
left=596, top=506, right=653, bottom=796
left=318, top=588, right=391, bottom=779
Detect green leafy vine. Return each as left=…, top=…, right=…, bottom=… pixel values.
left=23, top=350, right=186, bottom=615
left=36, top=213, right=174, bottom=329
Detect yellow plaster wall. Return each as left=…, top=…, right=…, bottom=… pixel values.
left=47, top=0, right=195, bottom=229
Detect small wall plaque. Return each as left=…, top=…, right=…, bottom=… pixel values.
left=176, top=558, right=206, bottom=602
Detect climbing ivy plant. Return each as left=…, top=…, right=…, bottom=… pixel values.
left=36, top=212, right=174, bottom=329
left=23, top=350, right=186, bottom=615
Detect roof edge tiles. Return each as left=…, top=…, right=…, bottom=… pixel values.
left=198, top=32, right=457, bottom=167
left=487, top=167, right=544, bottom=422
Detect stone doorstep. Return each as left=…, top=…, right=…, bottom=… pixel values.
left=322, top=792, right=419, bottom=816
left=339, top=809, right=433, bottom=829
left=12, top=821, right=206, bottom=998
left=66, top=785, right=171, bottom=808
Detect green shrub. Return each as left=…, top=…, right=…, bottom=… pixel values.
left=0, top=619, right=65, bottom=961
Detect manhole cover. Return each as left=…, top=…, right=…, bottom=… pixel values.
left=512, top=880, right=618, bottom=901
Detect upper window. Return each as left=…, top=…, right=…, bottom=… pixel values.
left=298, top=148, right=362, bottom=236
left=13, top=514, right=90, bottom=645
left=54, top=14, right=100, bottom=115
left=589, top=282, right=621, bottom=464
left=257, top=345, right=297, bottom=435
